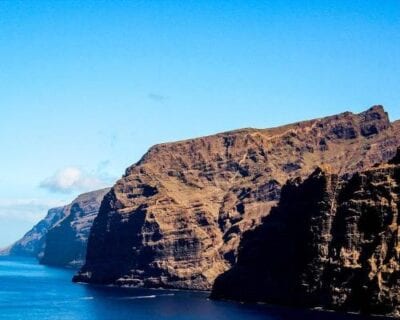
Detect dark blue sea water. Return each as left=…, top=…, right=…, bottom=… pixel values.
left=0, top=257, right=386, bottom=320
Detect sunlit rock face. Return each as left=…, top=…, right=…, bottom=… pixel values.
left=211, top=149, right=400, bottom=317
left=74, top=106, right=400, bottom=290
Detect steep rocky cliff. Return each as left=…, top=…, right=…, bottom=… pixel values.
left=211, top=149, right=400, bottom=317
left=1, top=207, right=66, bottom=257
left=74, top=106, right=400, bottom=290
left=3, top=188, right=109, bottom=268
left=40, top=188, right=110, bottom=268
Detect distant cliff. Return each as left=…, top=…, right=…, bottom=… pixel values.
left=74, top=106, right=400, bottom=290
left=40, top=188, right=110, bottom=268
left=3, top=188, right=109, bottom=268
left=211, top=149, right=400, bottom=317
left=1, top=207, right=66, bottom=258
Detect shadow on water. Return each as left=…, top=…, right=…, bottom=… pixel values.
left=80, top=283, right=385, bottom=320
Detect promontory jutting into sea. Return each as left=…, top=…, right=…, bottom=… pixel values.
left=1, top=2, right=399, bottom=319
left=2, top=105, right=400, bottom=318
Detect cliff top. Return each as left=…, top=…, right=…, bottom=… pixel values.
left=151, top=105, right=390, bottom=147
left=128, top=105, right=397, bottom=176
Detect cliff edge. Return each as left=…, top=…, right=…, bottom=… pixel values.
left=74, top=106, right=400, bottom=290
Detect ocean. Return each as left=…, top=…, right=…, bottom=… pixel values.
left=0, top=257, right=384, bottom=320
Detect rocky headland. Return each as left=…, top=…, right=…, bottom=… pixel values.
left=211, top=148, right=400, bottom=317
left=73, top=106, right=400, bottom=291
left=40, top=188, right=110, bottom=267
left=3, top=188, right=109, bottom=268
left=0, top=207, right=65, bottom=258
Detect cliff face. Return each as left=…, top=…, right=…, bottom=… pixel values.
left=211, top=150, right=400, bottom=317
left=74, top=106, right=400, bottom=289
left=2, top=207, right=66, bottom=258
left=74, top=106, right=400, bottom=290
left=40, top=188, right=110, bottom=268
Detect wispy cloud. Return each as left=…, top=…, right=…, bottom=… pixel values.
left=40, top=166, right=111, bottom=194
left=0, top=198, right=66, bottom=222
left=148, top=93, right=167, bottom=102
left=95, top=160, right=118, bottom=185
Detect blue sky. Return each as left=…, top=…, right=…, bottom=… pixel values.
left=0, top=0, right=399, bottom=247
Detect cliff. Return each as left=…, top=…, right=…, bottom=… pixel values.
left=74, top=105, right=400, bottom=290
left=2, top=207, right=66, bottom=258
left=211, top=149, right=400, bottom=317
left=3, top=188, right=109, bottom=268
left=40, top=188, right=110, bottom=268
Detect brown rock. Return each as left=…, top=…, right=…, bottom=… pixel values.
left=74, top=106, right=400, bottom=290
left=389, top=147, right=400, bottom=165
left=211, top=155, right=400, bottom=317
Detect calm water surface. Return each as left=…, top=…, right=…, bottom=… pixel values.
left=0, top=257, right=386, bottom=320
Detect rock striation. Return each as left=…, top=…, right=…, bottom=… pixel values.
left=40, top=188, right=110, bottom=268
left=3, top=188, right=109, bottom=268
left=74, top=106, right=400, bottom=290
left=211, top=149, right=400, bottom=317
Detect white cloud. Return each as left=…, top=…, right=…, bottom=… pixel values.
left=40, top=166, right=111, bottom=194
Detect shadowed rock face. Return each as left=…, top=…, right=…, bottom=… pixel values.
left=74, top=106, right=400, bottom=290
left=211, top=151, right=400, bottom=317
left=2, top=188, right=110, bottom=269
left=40, top=188, right=110, bottom=268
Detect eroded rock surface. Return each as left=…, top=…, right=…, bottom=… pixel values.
left=211, top=149, right=400, bottom=317
left=74, top=106, right=400, bottom=290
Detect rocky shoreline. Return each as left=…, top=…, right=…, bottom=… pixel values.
left=4, top=105, right=400, bottom=317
